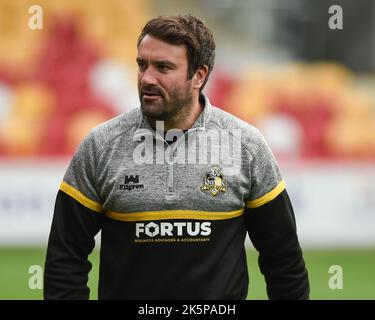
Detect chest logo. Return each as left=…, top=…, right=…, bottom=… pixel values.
left=200, top=167, right=227, bottom=197
left=119, top=175, right=144, bottom=191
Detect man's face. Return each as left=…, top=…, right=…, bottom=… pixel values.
left=137, top=35, right=194, bottom=120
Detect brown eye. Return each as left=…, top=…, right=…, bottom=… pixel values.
left=137, top=61, right=147, bottom=71
left=158, top=64, right=171, bottom=72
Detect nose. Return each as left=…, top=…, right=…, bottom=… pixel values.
left=139, top=67, right=158, bottom=86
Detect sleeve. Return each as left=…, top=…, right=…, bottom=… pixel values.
left=44, top=132, right=104, bottom=300
left=245, top=132, right=310, bottom=300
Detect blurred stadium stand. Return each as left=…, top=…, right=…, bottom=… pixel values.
left=0, top=0, right=374, bottom=159
left=0, top=0, right=148, bottom=156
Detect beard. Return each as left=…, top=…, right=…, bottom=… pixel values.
left=139, top=82, right=193, bottom=120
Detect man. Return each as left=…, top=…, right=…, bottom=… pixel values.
left=44, top=14, right=309, bottom=300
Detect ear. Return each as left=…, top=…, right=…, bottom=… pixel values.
left=193, top=65, right=209, bottom=90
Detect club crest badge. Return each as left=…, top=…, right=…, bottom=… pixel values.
left=200, top=167, right=227, bottom=197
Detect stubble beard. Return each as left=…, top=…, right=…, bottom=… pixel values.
left=140, top=84, right=193, bottom=121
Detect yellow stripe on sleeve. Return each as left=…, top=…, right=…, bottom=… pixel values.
left=246, top=180, right=286, bottom=208
left=60, top=181, right=103, bottom=213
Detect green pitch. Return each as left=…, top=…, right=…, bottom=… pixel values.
left=0, top=248, right=374, bottom=299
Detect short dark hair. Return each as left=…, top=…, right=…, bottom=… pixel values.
left=137, top=14, right=216, bottom=91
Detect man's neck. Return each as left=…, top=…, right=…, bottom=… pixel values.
left=147, top=95, right=204, bottom=131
